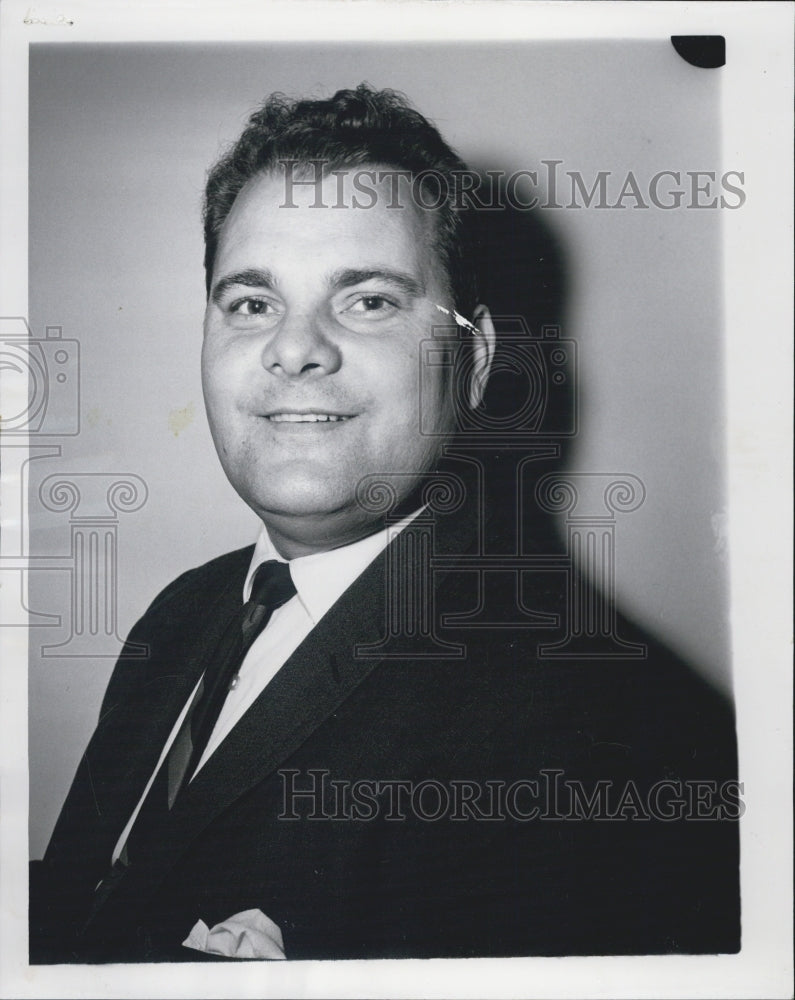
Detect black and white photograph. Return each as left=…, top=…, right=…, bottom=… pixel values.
left=0, top=1, right=791, bottom=997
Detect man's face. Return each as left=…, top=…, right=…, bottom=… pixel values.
left=202, top=168, right=461, bottom=555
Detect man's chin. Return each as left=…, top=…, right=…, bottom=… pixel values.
left=242, top=482, right=360, bottom=523
left=244, top=486, right=387, bottom=556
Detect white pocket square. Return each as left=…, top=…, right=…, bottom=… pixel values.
left=182, top=908, right=286, bottom=960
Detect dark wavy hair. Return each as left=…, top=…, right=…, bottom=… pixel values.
left=202, top=84, right=479, bottom=318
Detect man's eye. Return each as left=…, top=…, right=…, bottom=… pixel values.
left=345, top=295, right=398, bottom=316
left=230, top=297, right=276, bottom=316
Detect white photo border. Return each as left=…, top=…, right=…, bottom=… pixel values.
left=1, top=2, right=792, bottom=998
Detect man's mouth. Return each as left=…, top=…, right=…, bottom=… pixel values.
left=264, top=411, right=354, bottom=423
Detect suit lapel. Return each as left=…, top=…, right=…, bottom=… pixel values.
left=183, top=549, right=389, bottom=815
left=182, top=493, right=479, bottom=825
left=92, top=538, right=390, bottom=918
left=96, top=498, right=479, bottom=917
left=85, top=559, right=246, bottom=846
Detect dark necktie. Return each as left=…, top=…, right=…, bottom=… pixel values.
left=121, top=559, right=296, bottom=863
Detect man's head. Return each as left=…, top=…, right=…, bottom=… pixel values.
left=201, top=85, right=494, bottom=557
left=203, top=85, right=480, bottom=320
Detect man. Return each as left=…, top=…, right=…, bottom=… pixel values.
left=30, top=85, right=740, bottom=962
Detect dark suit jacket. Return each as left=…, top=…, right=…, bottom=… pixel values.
left=30, top=496, right=740, bottom=962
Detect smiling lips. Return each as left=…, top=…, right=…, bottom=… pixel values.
left=264, top=411, right=354, bottom=423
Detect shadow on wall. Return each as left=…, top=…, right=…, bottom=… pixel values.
left=455, top=173, right=573, bottom=555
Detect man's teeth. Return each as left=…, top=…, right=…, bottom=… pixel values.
left=267, top=413, right=349, bottom=423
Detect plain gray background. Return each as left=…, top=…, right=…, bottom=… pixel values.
left=28, top=41, right=727, bottom=858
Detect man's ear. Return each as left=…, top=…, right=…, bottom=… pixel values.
left=468, top=304, right=496, bottom=409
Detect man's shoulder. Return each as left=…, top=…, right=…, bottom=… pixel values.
left=117, top=542, right=254, bottom=662
left=142, top=544, right=255, bottom=618
left=100, top=545, right=255, bottom=719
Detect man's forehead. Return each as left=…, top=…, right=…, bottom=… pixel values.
left=229, top=164, right=429, bottom=214
left=215, top=166, right=445, bottom=284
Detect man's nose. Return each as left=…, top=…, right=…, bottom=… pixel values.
left=260, top=311, right=342, bottom=378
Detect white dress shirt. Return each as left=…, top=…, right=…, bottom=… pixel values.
left=112, top=512, right=419, bottom=863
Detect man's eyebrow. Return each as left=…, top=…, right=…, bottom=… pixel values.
left=210, top=268, right=277, bottom=304
left=328, top=268, right=425, bottom=298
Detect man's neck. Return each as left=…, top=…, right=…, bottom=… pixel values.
left=257, top=481, right=431, bottom=559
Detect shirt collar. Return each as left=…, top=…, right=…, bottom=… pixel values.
left=243, top=509, right=424, bottom=626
